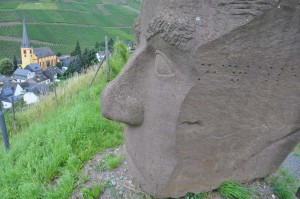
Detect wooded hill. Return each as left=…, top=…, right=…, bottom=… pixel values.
left=0, top=0, right=141, bottom=59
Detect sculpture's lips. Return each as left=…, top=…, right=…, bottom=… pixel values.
left=101, top=83, right=144, bottom=126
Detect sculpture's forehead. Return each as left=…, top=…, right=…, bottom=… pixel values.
left=135, top=0, right=279, bottom=50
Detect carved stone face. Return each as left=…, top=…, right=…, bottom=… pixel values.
left=101, top=0, right=300, bottom=198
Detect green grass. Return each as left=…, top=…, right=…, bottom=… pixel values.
left=0, top=10, right=20, bottom=22
left=0, top=2, right=20, bottom=9
left=15, top=1, right=98, bottom=12
left=218, top=181, right=253, bottom=199
left=96, top=152, right=123, bottom=172
left=0, top=66, right=124, bottom=199
left=104, top=4, right=134, bottom=14
left=185, top=192, right=208, bottom=199
left=126, top=0, right=142, bottom=10
left=271, top=168, right=299, bottom=199
left=82, top=182, right=106, bottom=199
left=293, top=143, right=300, bottom=156
left=17, top=2, right=60, bottom=10
left=24, top=9, right=137, bottom=26
left=0, top=40, right=45, bottom=60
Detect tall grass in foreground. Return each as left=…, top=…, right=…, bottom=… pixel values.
left=271, top=168, right=299, bottom=199
left=0, top=41, right=128, bottom=198
left=218, top=181, right=253, bottom=199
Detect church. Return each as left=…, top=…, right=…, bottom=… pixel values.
left=21, top=19, right=59, bottom=69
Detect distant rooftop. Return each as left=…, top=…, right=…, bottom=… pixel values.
left=26, top=63, right=43, bottom=72
left=60, top=56, right=76, bottom=67
left=33, top=47, right=56, bottom=58
left=13, top=68, right=31, bottom=77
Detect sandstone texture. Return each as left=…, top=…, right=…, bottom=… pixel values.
left=101, top=0, right=300, bottom=198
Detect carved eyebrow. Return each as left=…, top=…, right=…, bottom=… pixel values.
left=145, top=10, right=195, bottom=50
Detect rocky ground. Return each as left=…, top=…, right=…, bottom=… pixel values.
left=283, top=151, right=300, bottom=179
left=70, top=145, right=300, bottom=199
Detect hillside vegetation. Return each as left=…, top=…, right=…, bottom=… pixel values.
left=0, top=64, right=122, bottom=199
left=0, top=0, right=141, bottom=59
left=0, top=41, right=130, bottom=199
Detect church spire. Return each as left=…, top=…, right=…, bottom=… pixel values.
left=21, top=17, right=31, bottom=48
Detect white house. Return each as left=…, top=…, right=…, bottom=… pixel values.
left=96, top=51, right=106, bottom=62
left=2, top=101, right=12, bottom=109
left=23, top=92, right=39, bottom=104
left=0, top=86, right=19, bottom=109
left=13, top=84, right=24, bottom=96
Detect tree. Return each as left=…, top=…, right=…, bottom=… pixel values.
left=95, top=41, right=105, bottom=51
left=95, top=41, right=100, bottom=50
left=80, top=48, right=98, bottom=71
left=71, top=41, right=81, bottom=56
left=67, top=48, right=98, bottom=75
left=99, top=41, right=105, bottom=51
left=56, top=62, right=62, bottom=69
left=109, top=41, right=129, bottom=78
left=13, top=55, right=18, bottom=70
left=0, top=58, right=14, bottom=76
left=108, top=38, right=114, bottom=52
left=68, top=56, right=82, bottom=73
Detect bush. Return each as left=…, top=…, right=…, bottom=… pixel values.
left=110, top=41, right=129, bottom=78
left=0, top=58, right=14, bottom=75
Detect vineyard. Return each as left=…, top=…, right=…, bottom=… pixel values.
left=0, top=0, right=141, bottom=59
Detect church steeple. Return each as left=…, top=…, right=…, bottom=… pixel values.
left=21, top=17, right=33, bottom=68
left=21, top=17, right=31, bottom=48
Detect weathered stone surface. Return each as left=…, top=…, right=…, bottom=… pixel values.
left=101, top=0, right=300, bottom=198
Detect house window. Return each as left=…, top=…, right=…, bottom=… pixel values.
left=30, top=50, right=32, bottom=54
left=23, top=50, right=26, bottom=54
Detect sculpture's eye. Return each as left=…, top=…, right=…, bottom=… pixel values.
left=155, top=50, right=174, bottom=76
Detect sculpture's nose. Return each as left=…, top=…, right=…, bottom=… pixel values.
left=101, top=83, right=144, bottom=126
left=101, top=50, right=145, bottom=126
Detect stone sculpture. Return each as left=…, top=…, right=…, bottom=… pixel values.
left=101, top=0, right=300, bottom=198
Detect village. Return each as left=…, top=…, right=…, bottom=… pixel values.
left=0, top=19, right=134, bottom=109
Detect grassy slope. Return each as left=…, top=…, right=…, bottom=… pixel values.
left=0, top=67, right=123, bottom=199
left=0, top=0, right=139, bottom=59
left=295, top=144, right=300, bottom=157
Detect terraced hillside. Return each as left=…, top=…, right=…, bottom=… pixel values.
left=0, top=0, right=141, bottom=59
